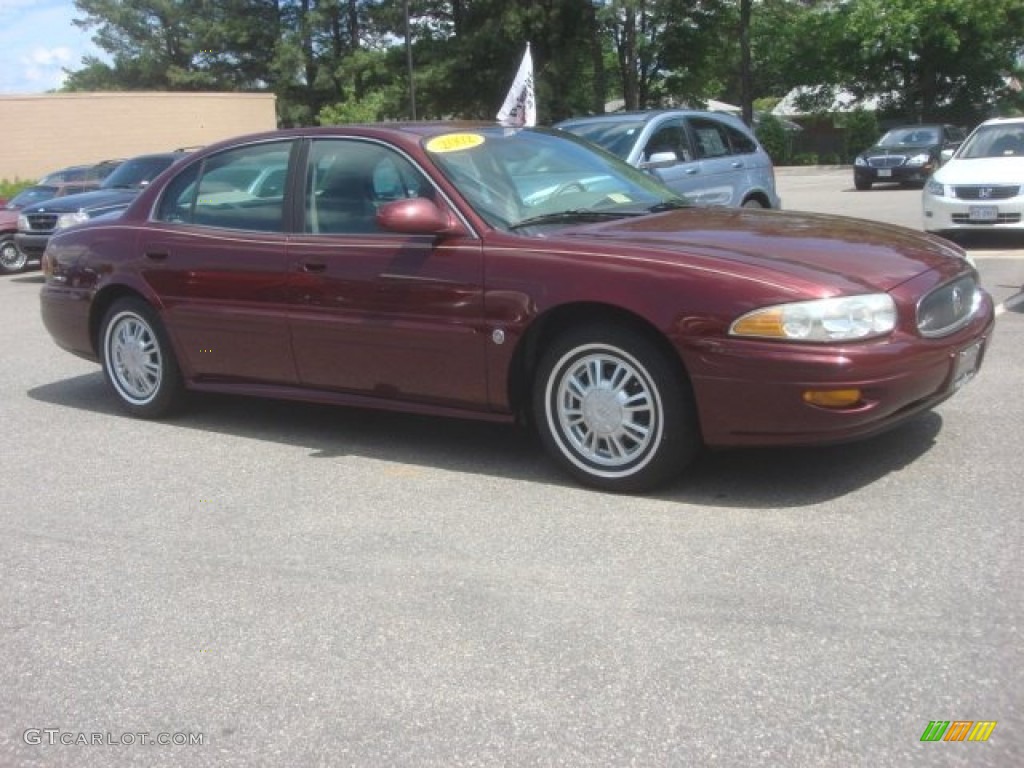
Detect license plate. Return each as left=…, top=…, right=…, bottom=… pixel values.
left=968, top=206, right=998, bottom=222
left=878, top=169, right=892, bottom=177
left=951, top=341, right=983, bottom=390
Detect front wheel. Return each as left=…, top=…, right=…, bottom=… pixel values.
left=854, top=177, right=872, bottom=191
left=100, top=297, right=184, bottom=418
left=0, top=235, right=27, bottom=274
left=532, top=325, right=700, bottom=492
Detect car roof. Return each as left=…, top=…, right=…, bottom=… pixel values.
left=557, top=109, right=736, bottom=125
left=979, top=116, right=1024, bottom=126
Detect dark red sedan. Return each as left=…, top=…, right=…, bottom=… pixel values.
left=40, top=123, right=994, bottom=491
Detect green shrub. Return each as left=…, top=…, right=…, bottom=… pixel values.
left=818, top=152, right=840, bottom=166
left=792, top=153, right=819, bottom=166
left=755, top=113, right=789, bottom=165
left=840, top=109, right=879, bottom=162
left=0, top=178, right=36, bottom=200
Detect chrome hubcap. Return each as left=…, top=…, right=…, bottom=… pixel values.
left=0, top=241, right=25, bottom=269
left=108, top=314, right=162, bottom=403
left=554, top=351, right=658, bottom=468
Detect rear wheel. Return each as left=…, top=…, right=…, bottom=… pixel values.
left=532, top=324, right=700, bottom=492
left=0, top=235, right=27, bottom=274
left=741, top=198, right=767, bottom=209
left=100, top=297, right=184, bottom=418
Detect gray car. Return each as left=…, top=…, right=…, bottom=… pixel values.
left=555, top=110, right=780, bottom=209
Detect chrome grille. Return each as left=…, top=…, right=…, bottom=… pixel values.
left=952, top=185, right=1020, bottom=200
left=25, top=213, right=58, bottom=231
left=868, top=156, right=905, bottom=168
left=951, top=212, right=1022, bottom=225
left=917, top=275, right=979, bottom=338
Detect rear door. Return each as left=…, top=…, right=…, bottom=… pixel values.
left=143, top=139, right=298, bottom=384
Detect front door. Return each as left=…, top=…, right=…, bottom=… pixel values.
left=288, top=138, right=489, bottom=410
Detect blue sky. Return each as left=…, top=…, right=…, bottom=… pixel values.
left=0, top=0, right=104, bottom=93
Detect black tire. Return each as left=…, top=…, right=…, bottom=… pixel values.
left=532, top=324, right=700, bottom=492
left=100, top=297, right=184, bottom=418
left=0, top=235, right=28, bottom=275
left=854, top=177, right=872, bottom=191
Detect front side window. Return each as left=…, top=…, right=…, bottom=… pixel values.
left=643, top=121, right=691, bottom=162
left=155, top=141, right=293, bottom=232
left=305, top=139, right=432, bottom=234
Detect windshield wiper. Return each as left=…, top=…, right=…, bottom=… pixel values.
left=509, top=209, right=642, bottom=230
left=646, top=199, right=692, bottom=213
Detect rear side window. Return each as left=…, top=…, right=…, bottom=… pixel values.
left=689, top=118, right=731, bottom=159
left=156, top=141, right=293, bottom=232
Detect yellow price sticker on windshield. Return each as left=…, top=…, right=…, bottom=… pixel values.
left=425, top=133, right=485, bottom=153
left=607, top=193, right=631, bottom=203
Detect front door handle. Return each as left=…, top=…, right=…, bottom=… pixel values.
left=144, top=251, right=168, bottom=261
left=301, top=262, right=327, bottom=273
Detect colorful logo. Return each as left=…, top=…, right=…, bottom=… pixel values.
left=920, top=721, right=997, bottom=742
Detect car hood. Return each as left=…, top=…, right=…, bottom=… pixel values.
left=22, top=188, right=139, bottom=214
left=934, top=157, right=1024, bottom=185
left=557, top=207, right=963, bottom=293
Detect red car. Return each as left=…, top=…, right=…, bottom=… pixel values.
left=40, top=124, right=994, bottom=491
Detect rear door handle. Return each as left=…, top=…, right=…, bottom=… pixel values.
left=301, top=262, right=327, bottom=273
left=145, top=251, right=168, bottom=261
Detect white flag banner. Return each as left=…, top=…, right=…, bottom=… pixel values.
left=496, top=43, right=536, bottom=127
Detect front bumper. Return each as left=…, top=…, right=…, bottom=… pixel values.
left=855, top=164, right=934, bottom=185
left=14, top=231, right=52, bottom=259
left=923, top=191, right=1024, bottom=232
left=683, top=290, right=995, bottom=448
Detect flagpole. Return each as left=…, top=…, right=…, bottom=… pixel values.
left=404, top=0, right=417, bottom=120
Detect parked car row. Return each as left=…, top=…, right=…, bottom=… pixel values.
left=848, top=116, right=1024, bottom=238
left=1, top=152, right=190, bottom=275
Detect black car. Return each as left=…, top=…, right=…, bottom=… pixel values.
left=853, top=124, right=966, bottom=190
left=16, top=152, right=188, bottom=263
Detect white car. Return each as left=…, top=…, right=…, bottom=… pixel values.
left=923, top=116, right=1024, bottom=236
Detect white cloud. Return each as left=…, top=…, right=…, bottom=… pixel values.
left=0, top=1, right=104, bottom=93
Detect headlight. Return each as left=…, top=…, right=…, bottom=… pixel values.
left=730, top=294, right=896, bottom=342
left=854, top=156, right=867, bottom=167
left=16, top=214, right=29, bottom=231
left=55, top=211, right=89, bottom=230
left=906, top=152, right=931, bottom=167
left=925, top=179, right=946, bottom=197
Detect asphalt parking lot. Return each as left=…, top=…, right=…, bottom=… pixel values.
left=1, top=172, right=1021, bottom=767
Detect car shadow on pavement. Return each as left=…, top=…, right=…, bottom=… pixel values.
left=28, top=372, right=942, bottom=509
left=8, top=274, right=43, bottom=284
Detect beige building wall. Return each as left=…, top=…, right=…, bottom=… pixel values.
left=0, top=91, right=278, bottom=181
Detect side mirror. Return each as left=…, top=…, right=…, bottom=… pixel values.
left=939, top=148, right=955, bottom=165
left=376, top=197, right=461, bottom=235
left=641, top=151, right=679, bottom=170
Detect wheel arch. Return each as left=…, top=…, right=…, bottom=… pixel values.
left=89, top=285, right=156, bottom=356
left=507, top=301, right=693, bottom=422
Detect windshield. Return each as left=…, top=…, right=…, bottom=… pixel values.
left=101, top=156, right=179, bottom=190
left=556, top=120, right=645, bottom=159
left=957, top=124, right=1024, bottom=159
left=422, top=127, right=682, bottom=231
left=877, top=127, right=941, bottom=147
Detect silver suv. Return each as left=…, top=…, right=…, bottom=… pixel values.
left=555, top=110, right=780, bottom=209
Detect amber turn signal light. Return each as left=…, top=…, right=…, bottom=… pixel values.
left=802, top=389, right=862, bottom=408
